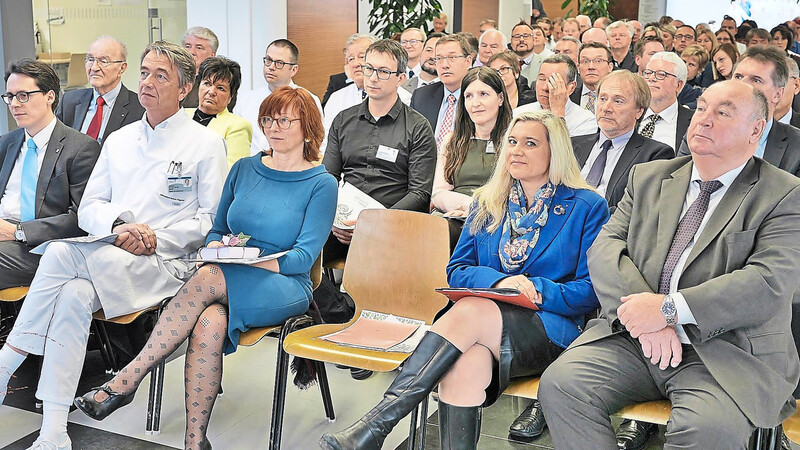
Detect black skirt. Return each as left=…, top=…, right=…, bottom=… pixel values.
left=484, top=302, right=565, bottom=406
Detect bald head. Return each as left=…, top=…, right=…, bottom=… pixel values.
left=479, top=29, right=507, bottom=65
left=582, top=27, right=609, bottom=45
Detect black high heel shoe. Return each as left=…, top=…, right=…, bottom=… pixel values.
left=73, top=383, right=136, bottom=420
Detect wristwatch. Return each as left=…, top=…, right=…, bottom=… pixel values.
left=660, top=294, right=677, bottom=326
left=14, top=223, right=26, bottom=243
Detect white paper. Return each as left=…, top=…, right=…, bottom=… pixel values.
left=183, top=250, right=289, bottom=265
left=334, top=181, right=385, bottom=230
left=30, top=234, right=118, bottom=255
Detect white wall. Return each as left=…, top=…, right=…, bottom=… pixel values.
left=498, top=0, right=529, bottom=36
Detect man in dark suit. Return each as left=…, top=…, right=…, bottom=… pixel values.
left=776, top=57, right=800, bottom=129
left=322, top=72, right=349, bottom=108
left=638, top=51, right=694, bottom=152
left=0, top=59, right=101, bottom=290
left=540, top=79, right=800, bottom=450
left=607, top=21, right=638, bottom=72
left=56, top=36, right=144, bottom=145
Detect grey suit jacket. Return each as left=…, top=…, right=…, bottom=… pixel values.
left=580, top=156, right=800, bottom=427
left=677, top=119, right=800, bottom=177
left=56, top=83, right=144, bottom=144
left=0, top=120, right=101, bottom=246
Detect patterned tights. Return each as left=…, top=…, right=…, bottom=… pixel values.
left=100, top=264, right=228, bottom=450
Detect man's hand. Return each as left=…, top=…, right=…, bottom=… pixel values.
left=532, top=8, right=541, bottom=18
left=547, top=72, right=569, bottom=118
left=0, top=219, right=16, bottom=241
left=618, top=292, right=668, bottom=337
left=495, top=274, right=542, bottom=304
left=113, top=223, right=157, bottom=256
left=638, top=327, right=683, bottom=370
left=332, top=219, right=356, bottom=245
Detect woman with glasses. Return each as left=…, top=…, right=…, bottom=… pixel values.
left=711, top=43, right=739, bottom=83
left=486, top=51, right=536, bottom=109
left=321, top=110, right=608, bottom=450
left=186, top=56, right=252, bottom=168
left=432, top=66, right=513, bottom=250
left=74, top=86, right=337, bottom=450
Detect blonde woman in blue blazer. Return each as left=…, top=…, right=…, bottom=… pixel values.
left=187, top=56, right=252, bottom=168
left=321, top=110, right=609, bottom=450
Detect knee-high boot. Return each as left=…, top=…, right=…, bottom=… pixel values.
left=319, top=332, right=462, bottom=450
left=438, top=401, right=481, bottom=450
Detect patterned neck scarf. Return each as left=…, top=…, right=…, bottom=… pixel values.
left=499, top=180, right=556, bottom=272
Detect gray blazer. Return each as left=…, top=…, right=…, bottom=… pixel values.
left=56, top=83, right=144, bottom=144
left=580, top=156, right=800, bottom=427
left=0, top=119, right=101, bottom=246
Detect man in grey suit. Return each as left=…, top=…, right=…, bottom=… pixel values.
left=539, top=80, right=800, bottom=448
left=56, top=36, right=144, bottom=145
left=0, top=59, right=101, bottom=289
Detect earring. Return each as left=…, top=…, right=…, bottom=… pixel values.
left=304, top=138, right=311, bottom=143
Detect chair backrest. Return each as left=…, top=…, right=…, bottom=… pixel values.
left=342, top=209, right=450, bottom=324
left=66, top=53, right=88, bottom=89
left=311, top=253, right=322, bottom=290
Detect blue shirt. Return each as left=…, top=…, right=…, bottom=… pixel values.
left=755, top=119, right=773, bottom=159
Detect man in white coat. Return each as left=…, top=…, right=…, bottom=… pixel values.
left=0, top=41, right=227, bottom=450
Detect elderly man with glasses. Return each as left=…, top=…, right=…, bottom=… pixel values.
left=56, top=36, right=144, bottom=145
left=234, top=39, right=321, bottom=155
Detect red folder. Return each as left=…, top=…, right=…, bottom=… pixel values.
left=435, top=287, right=539, bottom=311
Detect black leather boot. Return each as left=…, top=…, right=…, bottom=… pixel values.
left=439, top=401, right=481, bottom=450
left=319, top=332, right=462, bottom=450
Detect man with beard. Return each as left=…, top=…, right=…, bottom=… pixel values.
left=401, top=33, right=443, bottom=94
left=510, top=20, right=544, bottom=88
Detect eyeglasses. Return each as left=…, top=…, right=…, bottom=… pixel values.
left=579, top=58, right=610, bottom=65
left=1, top=90, right=45, bottom=105
left=263, top=57, right=297, bottom=69
left=84, top=56, right=125, bottom=68
left=434, top=55, right=468, bottom=64
left=642, top=69, right=678, bottom=80
left=259, top=116, right=301, bottom=129
left=675, top=34, right=695, bottom=41
left=400, top=39, right=422, bottom=46
left=511, top=33, right=534, bottom=40
left=494, top=66, right=514, bottom=75
left=360, top=65, right=400, bottom=80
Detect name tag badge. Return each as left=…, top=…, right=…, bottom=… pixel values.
left=485, top=141, right=495, bottom=154
left=376, top=145, right=400, bottom=163
left=167, top=176, right=192, bottom=193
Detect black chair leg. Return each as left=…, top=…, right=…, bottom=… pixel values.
left=145, top=301, right=169, bottom=435
left=93, top=320, right=119, bottom=373
left=407, top=404, right=419, bottom=450
left=417, top=394, right=428, bottom=450
left=316, top=361, right=335, bottom=420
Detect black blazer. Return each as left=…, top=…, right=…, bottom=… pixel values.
left=637, top=103, right=694, bottom=151
left=569, top=76, right=585, bottom=106
left=677, top=119, right=800, bottom=177
left=790, top=110, right=800, bottom=129
left=410, top=81, right=446, bottom=131
left=322, top=72, right=351, bottom=108
left=56, top=83, right=144, bottom=144
left=613, top=51, right=638, bottom=73
left=0, top=120, right=101, bottom=246
left=572, top=131, right=674, bottom=209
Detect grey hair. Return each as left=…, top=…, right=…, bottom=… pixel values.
left=345, top=33, right=378, bottom=52
left=650, top=51, right=688, bottom=83
left=787, top=57, right=799, bottom=78
left=94, top=35, right=128, bottom=61
left=140, top=40, right=196, bottom=88
left=182, top=26, right=219, bottom=52
left=479, top=29, right=507, bottom=48
left=559, top=36, right=581, bottom=47
left=736, top=45, right=789, bottom=88
left=750, top=85, right=770, bottom=122
left=542, top=54, right=578, bottom=83
left=606, top=21, right=634, bottom=38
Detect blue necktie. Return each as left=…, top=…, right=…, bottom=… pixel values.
left=20, top=139, right=38, bottom=221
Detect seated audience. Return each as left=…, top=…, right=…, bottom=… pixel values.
left=681, top=44, right=712, bottom=87
left=323, top=34, right=378, bottom=134
left=634, top=35, right=665, bottom=75
left=715, top=28, right=736, bottom=47
left=576, top=42, right=614, bottom=114
left=772, top=24, right=797, bottom=55
left=186, top=56, right=252, bottom=167
left=321, top=110, right=609, bottom=450
left=401, top=28, right=426, bottom=77
left=555, top=36, right=581, bottom=64
left=660, top=24, right=677, bottom=51
left=746, top=27, right=772, bottom=48
left=477, top=29, right=507, bottom=67
left=432, top=67, right=512, bottom=248
left=486, top=51, right=536, bottom=109
left=509, top=21, right=544, bottom=89
left=639, top=52, right=694, bottom=151
left=56, top=36, right=144, bottom=145
left=181, top=26, right=218, bottom=109
left=539, top=79, right=800, bottom=450
left=0, top=41, right=227, bottom=450
left=776, top=57, right=800, bottom=127
left=711, top=43, right=739, bottom=82
left=561, top=18, right=581, bottom=39
left=401, top=32, right=443, bottom=94
left=606, top=21, right=637, bottom=72
left=581, top=27, right=608, bottom=46
left=74, top=86, right=336, bottom=450
left=673, top=24, right=696, bottom=54
left=696, top=27, right=717, bottom=53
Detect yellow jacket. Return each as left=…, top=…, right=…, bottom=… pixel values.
left=186, top=107, right=253, bottom=168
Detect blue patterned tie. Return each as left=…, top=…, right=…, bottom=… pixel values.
left=20, top=139, right=38, bottom=221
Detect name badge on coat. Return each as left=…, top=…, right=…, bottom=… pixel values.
left=376, top=145, right=400, bottom=163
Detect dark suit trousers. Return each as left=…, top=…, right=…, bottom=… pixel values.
left=323, top=233, right=349, bottom=266
left=539, top=333, right=754, bottom=449
left=0, top=241, right=41, bottom=289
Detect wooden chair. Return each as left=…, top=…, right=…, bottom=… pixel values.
left=65, top=52, right=88, bottom=90
left=282, top=209, right=451, bottom=450
left=783, top=400, right=800, bottom=444
left=503, top=376, right=779, bottom=449
left=0, top=286, right=29, bottom=346
left=0, top=286, right=30, bottom=303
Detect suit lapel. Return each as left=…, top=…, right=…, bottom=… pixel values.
left=0, top=130, right=25, bottom=193
left=72, top=89, right=93, bottom=130
left=607, top=133, right=643, bottom=197
left=655, top=163, right=693, bottom=270
left=526, top=187, right=575, bottom=264
left=102, top=84, right=130, bottom=142
left=572, top=132, right=598, bottom=166
left=36, top=121, right=66, bottom=217
left=683, top=159, right=759, bottom=270
left=675, top=106, right=693, bottom=151
left=762, top=120, right=787, bottom=167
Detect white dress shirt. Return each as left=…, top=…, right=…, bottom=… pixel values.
left=78, top=109, right=227, bottom=261
left=79, top=81, right=122, bottom=144
left=670, top=161, right=747, bottom=343
left=638, top=100, right=679, bottom=150
left=579, top=129, right=634, bottom=197
left=406, top=63, right=421, bottom=79
left=0, top=117, right=57, bottom=221
left=514, top=100, right=598, bottom=136
left=234, top=81, right=322, bottom=155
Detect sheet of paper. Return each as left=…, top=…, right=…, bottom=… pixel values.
left=30, top=234, right=118, bottom=255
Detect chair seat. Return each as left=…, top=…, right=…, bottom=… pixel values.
left=503, top=377, right=540, bottom=399
left=323, top=259, right=346, bottom=271
left=92, top=306, right=158, bottom=324
left=784, top=400, right=800, bottom=444
left=283, top=323, right=411, bottom=373
left=239, top=325, right=282, bottom=347
left=0, top=286, right=29, bottom=302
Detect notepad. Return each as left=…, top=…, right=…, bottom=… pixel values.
left=435, top=287, right=539, bottom=311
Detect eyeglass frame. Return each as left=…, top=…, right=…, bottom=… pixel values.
left=263, top=57, right=298, bottom=69
left=641, top=69, right=678, bottom=81
left=400, top=39, right=422, bottom=46
left=579, top=57, right=610, bottom=66
left=259, top=116, right=301, bottom=129
left=433, top=54, right=469, bottom=64
left=511, top=33, right=535, bottom=40
left=360, top=64, right=401, bottom=80
left=674, top=34, right=696, bottom=41
left=1, top=90, right=46, bottom=105
left=84, top=55, right=125, bottom=68
left=494, top=66, right=515, bottom=76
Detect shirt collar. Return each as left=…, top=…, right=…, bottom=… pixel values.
left=582, top=84, right=593, bottom=96
left=690, top=159, right=747, bottom=189
left=26, top=116, right=58, bottom=149
left=759, top=119, right=773, bottom=148
left=644, top=100, right=679, bottom=123
left=141, top=108, right=188, bottom=138
left=358, top=95, right=403, bottom=122
left=93, top=81, right=122, bottom=105
left=777, top=109, right=792, bottom=125
left=599, top=128, right=635, bottom=149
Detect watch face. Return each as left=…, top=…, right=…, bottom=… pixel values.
left=661, top=302, right=676, bottom=316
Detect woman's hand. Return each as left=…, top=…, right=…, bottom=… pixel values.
left=443, top=209, right=468, bottom=218
left=252, top=259, right=280, bottom=272
left=206, top=240, right=225, bottom=248
left=495, top=275, right=542, bottom=304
